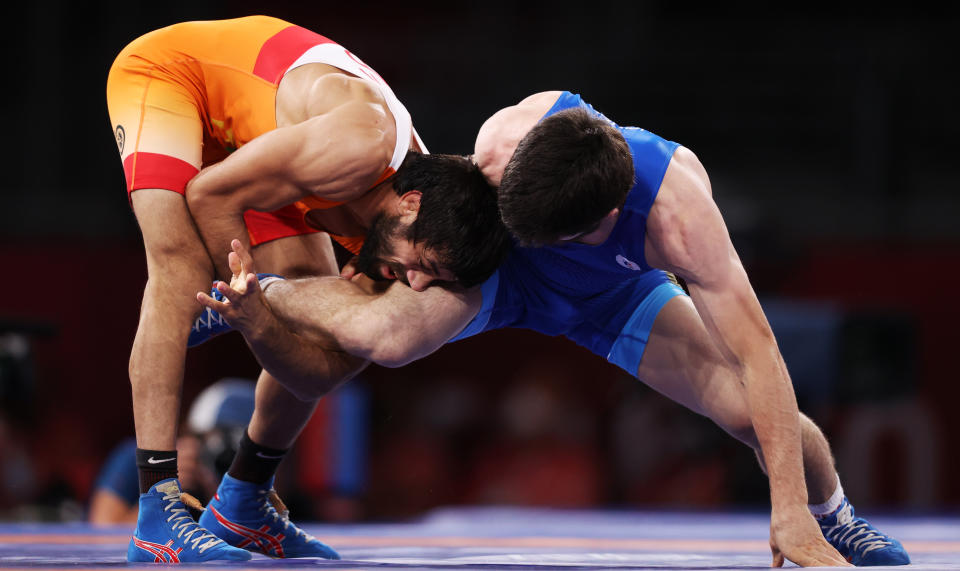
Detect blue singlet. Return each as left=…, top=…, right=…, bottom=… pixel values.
left=451, top=92, right=687, bottom=375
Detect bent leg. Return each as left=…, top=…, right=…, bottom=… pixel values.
left=200, top=232, right=350, bottom=559
left=633, top=295, right=837, bottom=503
left=130, top=189, right=215, bottom=451
left=247, top=372, right=321, bottom=449
left=244, top=232, right=343, bottom=448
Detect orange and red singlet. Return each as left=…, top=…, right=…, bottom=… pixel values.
left=106, top=16, right=421, bottom=253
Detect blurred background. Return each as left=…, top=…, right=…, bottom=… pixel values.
left=0, top=2, right=957, bottom=522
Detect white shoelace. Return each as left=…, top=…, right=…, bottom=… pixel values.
left=823, top=503, right=892, bottom=557
left=257, top=489, right=312, bottom=541
left=162, top=491, right=223, bottom=553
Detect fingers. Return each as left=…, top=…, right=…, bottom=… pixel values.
left=214, top=280, right=245, bottom=305
left=770, top=540, right=783, bottom=568
left=228, top=251, right=243, bottom=277
left=196, top=291, right=229, bottom=313
left=340, top=256, right=359, bottom=279
left=803, top=553, right=851, bottom=568
left=778, top=544, right=851, bottom=568
left=231, top=239, right=256, bottom=275
left=824, top=551, right=853, bottom=567
left=814, top=540, right=852, bottom=567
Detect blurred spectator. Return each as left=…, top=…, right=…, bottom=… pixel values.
left=611, top=389, right=730, bottom=507
left=88, top=434, right=214, bottom=525
left=0, top=414, right=37, bottom=511
left=88, top=379, right=255, bottom=525
left=187, top=378, right=259, bottom=479
left=466, top=377, right=601, bottom=507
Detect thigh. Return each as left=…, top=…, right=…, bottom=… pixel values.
left=107, top=49, right=203, bottom=196
left=252, top=231, right=339, bottom=278
left=634, top=295, right=753, bottom=435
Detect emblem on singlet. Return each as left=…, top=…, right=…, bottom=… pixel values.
left=616, top=254, right=643, bottom=271
left=115, top=125, right=125, bottom=154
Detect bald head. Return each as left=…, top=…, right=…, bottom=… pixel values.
left=473, top=91, right=563, bottom=187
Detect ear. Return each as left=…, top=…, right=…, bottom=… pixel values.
left=396, top=190, right=422, bottom=215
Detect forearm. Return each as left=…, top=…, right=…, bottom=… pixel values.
left=184, top=127, right=319, bottom=279
left=186, top=171, right=255, bottom=280
left=741, top=341, right=806, bottom=509
left=689, top=279, right=806, bottom=509
left=264, top=276, right=478, bottom=367
left=242, top=303, right=367, bottom=401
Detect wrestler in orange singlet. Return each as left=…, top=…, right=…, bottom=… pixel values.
left=107, top=16, right=506, bottom=562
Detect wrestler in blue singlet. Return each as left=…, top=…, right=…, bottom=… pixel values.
left=451, top=92, right=687, bottom=375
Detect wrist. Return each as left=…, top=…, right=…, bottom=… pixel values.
left=769, top=479, right=809, bottom=512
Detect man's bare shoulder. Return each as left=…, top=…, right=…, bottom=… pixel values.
left=475, top=91, right=563, bottom=186
left=661, top=146, right=712, bottom=200
left=277, top=64, right=391, bottom=126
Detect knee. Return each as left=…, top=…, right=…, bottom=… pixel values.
left=287, top=376, right=342, bottom=403
left=140, top=277, right=206, bottom=322
left=145, top=242, right=213, bottom=279
left=291, top=386, right=326, bottom=403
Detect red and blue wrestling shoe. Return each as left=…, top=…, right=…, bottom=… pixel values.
left=127, top=479, right=251, bottom=563
left=817, top=497, right=910, bottom=566
left=188, top=273, right=284, bottom=347
left=198, top=473, right=340, bottom=559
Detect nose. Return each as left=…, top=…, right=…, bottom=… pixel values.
left=406, top=269, right=431, bottom=292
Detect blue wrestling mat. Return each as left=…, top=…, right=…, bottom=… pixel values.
left=1, top=507, right=958, bottom=569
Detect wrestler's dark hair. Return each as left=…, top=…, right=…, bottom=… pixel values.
left=393, top=152, right=512, bottom=287
left=498, top=108, right=634, bottom=245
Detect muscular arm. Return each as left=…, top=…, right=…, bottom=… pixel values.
left=239, top=297, right=368, bottom=401
left=202, top=242, right=480, bottom=397
left=186, top=100, right=393, bottom=277
left=646, top=147, right=840, bottom=565
left=262, top=277, right=481, bottom=368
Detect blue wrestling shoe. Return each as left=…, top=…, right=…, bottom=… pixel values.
left=127, top=479, right=251, bottom=563
left=188, top=273, right=284, bottom=347
left=198, top=473, right=340, bottom=559
left=817, top=497, right=910, bottom=566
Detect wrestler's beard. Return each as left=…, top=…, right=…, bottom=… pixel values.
left=355, top=212, right=405, bottom=282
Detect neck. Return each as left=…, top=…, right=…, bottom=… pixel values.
left=345, top=178, right=398, bottom=227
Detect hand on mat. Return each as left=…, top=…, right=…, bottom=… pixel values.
left=769, top=506, right=851, bottom=567
left=196, top=239, right=271, bottom=336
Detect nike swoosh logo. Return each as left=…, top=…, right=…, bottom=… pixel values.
left=147, top=456, right=176, bottom=464
left=256, top=452, right=285, bottom=460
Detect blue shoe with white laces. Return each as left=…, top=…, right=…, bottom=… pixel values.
left=127, top=479, right=251, bottom=562
left=188, top=273, right=284, bottom=347
left=817, top=497, right=910, bottom=566
left=198, top=473, right=340, bottom=559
